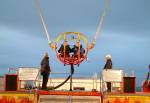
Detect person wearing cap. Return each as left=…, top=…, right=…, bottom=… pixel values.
left=104, top=54, right=112, bottom=69
left=40, top=52, right=51, bottom=90
left=103, top=54, right=113, bottom=92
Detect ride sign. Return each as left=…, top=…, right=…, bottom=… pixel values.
left=18, top=67, right=39, bottom=80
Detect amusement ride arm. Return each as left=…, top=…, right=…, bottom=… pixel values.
left=34, top=0, right=51, bottom=44
left=89, top=0, right=111, bottom=50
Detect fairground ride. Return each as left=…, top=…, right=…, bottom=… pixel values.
left=34, top=0, right=111, bottom=91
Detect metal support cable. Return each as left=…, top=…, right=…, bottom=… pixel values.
left=34, top=0, right=51, bottom=44
left=92, top=0, right=111, bottom=44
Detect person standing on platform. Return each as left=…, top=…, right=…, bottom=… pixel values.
left=104, top=54, right=112, bottom=70
left=103, top=54, right=113, bottom=92
left=142, top=64, right=150, bottom=92
left=40, top=52, right=51, bottom=90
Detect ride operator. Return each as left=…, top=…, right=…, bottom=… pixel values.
left=40, top=52, right=51, bottom=90
left=103, top=54, right=113, bottom=92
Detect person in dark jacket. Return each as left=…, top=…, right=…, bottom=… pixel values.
left=40, top=52, right=51, bottom=90
left=72, top=44, right=78, bottom=57
left=72, top=44, right=85, bottom=57
left=80, top=45, right=85, bottom=57
left=58, top=44, right=64, bottom=54
left=58, top=43, right=71, bottom=57
left=104, top=54, right=112, bottom=69
left=103, top=54, right=113, bottom=92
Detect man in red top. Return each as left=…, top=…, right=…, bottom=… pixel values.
left=142, top=65, right=150, bottom=92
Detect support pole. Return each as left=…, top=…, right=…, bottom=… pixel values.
left=70, top=64, right=74, bottom=91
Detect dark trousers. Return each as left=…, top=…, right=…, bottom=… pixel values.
left=107, top=82, right=111, bottom=92
left=41, top=71, right=49, bottom=89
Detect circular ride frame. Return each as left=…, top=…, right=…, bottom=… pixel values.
left=51, top=32, right=89, bottom=65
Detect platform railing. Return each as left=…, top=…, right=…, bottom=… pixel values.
left=100, top=69, right=124, bottom=94
left=6, top=67, right=123, bottom=93
left=19, top=71, right=102, bottom=91
left=40, top=72, right=101, bottom=91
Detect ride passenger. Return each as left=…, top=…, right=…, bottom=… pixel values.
left=58, top=44, right=64, bottom=53
left=80, top=45, right=85, bottom=57
left=72, top=44, right=85, bottom=58
left=40, top=52, right=51, bottom=90
left=72, top=44, right=78, bottom=57
left=65, top=44, right=72, bottom=57
left=58, top=43, right=71, bottom=57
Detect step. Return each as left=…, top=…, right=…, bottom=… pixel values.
left=39, top=95, right=101, bottom=103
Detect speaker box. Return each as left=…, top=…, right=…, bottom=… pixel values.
left=5, top=74, right=18, bottom=91
left=123, top=77, right=136, bottom=93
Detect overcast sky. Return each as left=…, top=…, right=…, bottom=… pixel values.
left=0, top=0, right=150, bottom=85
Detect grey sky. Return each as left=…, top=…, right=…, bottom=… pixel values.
left=0, top=0, right=150, bottom=85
